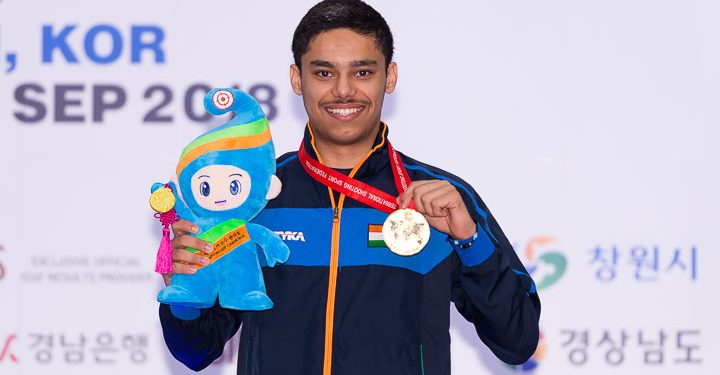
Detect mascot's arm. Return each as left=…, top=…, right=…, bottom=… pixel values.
left=247, top=223, right=290, bottom=267
left=159, top=303, right=241, bottom=371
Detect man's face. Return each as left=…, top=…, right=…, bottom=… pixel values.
left=290, top=28, right=397, bottom=147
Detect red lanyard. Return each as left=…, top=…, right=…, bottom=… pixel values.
left=297, top=140, right=412, bottom=214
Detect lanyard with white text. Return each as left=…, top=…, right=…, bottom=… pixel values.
left=297, top=141, right=413, bottom=214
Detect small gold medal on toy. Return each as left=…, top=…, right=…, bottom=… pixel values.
left=382, top=208, right=430, bottom=256
left=150, top=184, right=178, bottom=273
left=150, top=186, right=176, bottom=213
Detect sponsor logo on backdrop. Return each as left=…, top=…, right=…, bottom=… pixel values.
left=21, top=255, right=152, bottom=284
left=560, top=328, right=702, bottom=367
left=1, top=332, right=147, bottom=365
left=588, top=244, right=697, bottom=282
left=0, top=244, right=6, bottom=281
left=0, top=335, right=18, bottom=364
left=8, top=24, right=279, bottom=124
left=521, top=236, right=567, bottom=291
left=510, top=239, right=701, bottom=371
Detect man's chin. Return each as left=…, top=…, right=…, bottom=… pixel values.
left=314, top=128, right=378, bottom=147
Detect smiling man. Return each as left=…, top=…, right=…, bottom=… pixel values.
left=289, top=27, right=397, bottom=167
left=159, top=1, right=541, bottom=374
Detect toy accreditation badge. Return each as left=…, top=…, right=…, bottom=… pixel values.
left=382, top=208, right=430, bottom=256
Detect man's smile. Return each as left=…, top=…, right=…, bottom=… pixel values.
left=325, top=103, right=365, bottom=121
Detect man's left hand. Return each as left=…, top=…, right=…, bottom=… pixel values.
left=398, top=180, right=476, bottom=240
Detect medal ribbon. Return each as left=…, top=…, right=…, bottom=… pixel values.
left=297, top=140, right=413, bottom=214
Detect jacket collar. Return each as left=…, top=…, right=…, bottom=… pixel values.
left=301, top=122, right=391, bottom=179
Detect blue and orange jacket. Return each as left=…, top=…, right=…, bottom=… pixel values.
left=159, top=124, right=541, bottom=375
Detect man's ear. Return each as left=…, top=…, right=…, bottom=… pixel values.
left=290, top=64, right=302, bottom=95
left=385, top=61, right=398, bottom=94
left=266, top=175, right=282, bottom=200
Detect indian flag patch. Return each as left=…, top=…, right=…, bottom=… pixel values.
left=368, top=224, right=386, bottom=247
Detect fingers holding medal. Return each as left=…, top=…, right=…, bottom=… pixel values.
left=400, top=180, right=459, bottom=217
left=398, top=180, right=477, bottom=242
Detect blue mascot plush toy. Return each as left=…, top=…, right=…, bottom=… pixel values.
left=150, top=88, right=290, bottom=320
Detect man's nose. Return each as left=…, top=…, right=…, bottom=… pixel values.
left=332, top=74, right=355, bottom=98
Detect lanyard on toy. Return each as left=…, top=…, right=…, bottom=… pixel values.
left=149, top=184, right=178, bottom=273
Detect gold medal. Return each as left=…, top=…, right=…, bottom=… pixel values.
left=382, top=208, right=430, bottom=256
left=150, top=187, right=176, bottom=213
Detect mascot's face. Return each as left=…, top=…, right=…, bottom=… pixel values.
left=178, top=142, right=276, bottom=222
left=175, top=88, right=280, bottom=223
left=190, top=164, right=252, bottom=211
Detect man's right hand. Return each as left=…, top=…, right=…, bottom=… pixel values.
left=162, top=219, right=212, bottom=286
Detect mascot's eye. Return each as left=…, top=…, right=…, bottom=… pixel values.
left=200, top=181, right=211, bottom=197
left=230, top=180, right=241, bottom=195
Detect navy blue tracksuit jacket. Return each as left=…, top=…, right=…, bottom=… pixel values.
left=160, top=124, right=541, bottom=374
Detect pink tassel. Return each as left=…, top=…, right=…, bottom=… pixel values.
left=152, top=183, right=178, bottom=274
left=155, top=226, right=173, bottom=273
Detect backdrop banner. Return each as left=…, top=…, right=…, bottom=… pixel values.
left=0, top=1, right=717, bottom=374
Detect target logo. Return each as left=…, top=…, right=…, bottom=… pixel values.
left=212, top=89, right=234, bottom=110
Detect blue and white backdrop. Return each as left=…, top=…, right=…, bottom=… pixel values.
left=0, top=0, right=717, bottom=374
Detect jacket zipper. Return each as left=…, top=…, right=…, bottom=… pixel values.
left=323, top=201, right=343, bottom=375
left=314, top=126, right=387, bottom=375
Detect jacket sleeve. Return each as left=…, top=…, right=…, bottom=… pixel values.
left=450, top=185, right=541, bottom=365
left=159, top=302, right=242, bottom=371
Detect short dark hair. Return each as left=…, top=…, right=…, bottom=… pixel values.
left=292, top=0, right=394, bottom=70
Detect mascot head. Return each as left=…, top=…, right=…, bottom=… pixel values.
left=175, top=88, right=280, bottom=222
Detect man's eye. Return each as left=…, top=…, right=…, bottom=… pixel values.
left=356, top=70, right=372, bottom=77
left=316, top=70, right=332, bottom=78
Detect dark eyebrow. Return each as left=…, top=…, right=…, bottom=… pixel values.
left=197, top=175, right=210, bottom=179
left=229, top=173, right=243, bottom=177
left=351, top=59, right=378, bottom=67
left=308, top=59, right=378, bottom=68
left=309, top=60, right=335, bottom=68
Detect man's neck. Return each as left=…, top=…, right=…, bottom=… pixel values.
left=313, top=132, right=379, bottom=169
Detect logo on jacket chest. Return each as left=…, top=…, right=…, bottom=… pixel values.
left=275, top=231, right=306, bottom=242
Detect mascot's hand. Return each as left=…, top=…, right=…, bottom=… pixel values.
left=247, top=223, right=290, bottom=267
left=162, top=219, right=213, bottom=285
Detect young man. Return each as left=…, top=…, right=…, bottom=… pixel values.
left=160, top=1, right=540, bottom=374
